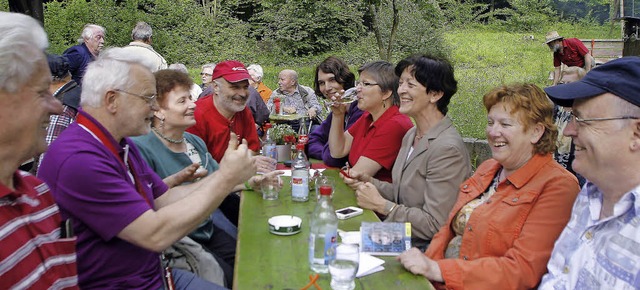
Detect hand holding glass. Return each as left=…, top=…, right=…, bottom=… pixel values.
left=329, top=243, right=360, bottom=290
left=331, top=87, right=358, bottom=105
left=261, top=175, right=282, bottom=200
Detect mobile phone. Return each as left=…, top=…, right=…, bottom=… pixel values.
left=335, top=206, right=363, bottom=220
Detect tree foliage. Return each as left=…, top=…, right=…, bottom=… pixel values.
left=44, top=0, right=258, bottom=66
left=10, top=0, right=615, bottom=68
left=367, top=0, right=448, bottom=61
left=255, top=0, right=366, bottom=57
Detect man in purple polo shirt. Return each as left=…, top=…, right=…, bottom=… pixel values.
left=38, top=49, right=255, bottom=289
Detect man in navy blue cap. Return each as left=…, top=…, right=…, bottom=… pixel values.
left=540, top=57, right=640, bottom=289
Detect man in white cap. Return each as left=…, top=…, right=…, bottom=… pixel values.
left=540, top=56, right=640, bottom=289
left=545, top=30, right=593, bottom=86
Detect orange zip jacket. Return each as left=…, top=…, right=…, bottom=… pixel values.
left=425, top=154, right=579, bottom=290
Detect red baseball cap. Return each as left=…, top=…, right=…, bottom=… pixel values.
left=211, top=60, right=251, bottom=83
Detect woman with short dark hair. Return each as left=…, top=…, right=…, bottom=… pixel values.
left=328, top=61, right=413, bottom=182
left=346, top=54, right=472, bottom=250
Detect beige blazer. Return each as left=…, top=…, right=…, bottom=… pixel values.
left=371, top=116, right=472, bottom=249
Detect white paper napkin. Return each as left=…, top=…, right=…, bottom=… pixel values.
left=356, top=253, right=385, bottom=277
left=338, top=230, right=385, bottom=277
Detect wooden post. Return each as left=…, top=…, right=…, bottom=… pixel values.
left=623, top=17, right=640, bottom=56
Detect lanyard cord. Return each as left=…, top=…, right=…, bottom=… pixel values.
left=76, top=114, right=152, bottom=207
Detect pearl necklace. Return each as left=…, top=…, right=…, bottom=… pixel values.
left=151, top=127, right=185, bottom=144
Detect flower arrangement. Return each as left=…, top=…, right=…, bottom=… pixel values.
left=270, top=123, right=297, bottom=145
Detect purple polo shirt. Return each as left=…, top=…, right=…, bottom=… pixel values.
left=38, top=110, right=169, bottom=289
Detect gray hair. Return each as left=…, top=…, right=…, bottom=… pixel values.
left=612, top=96, right=640, bottom=124
left=282, top=69, right=298, bottom=83
left=359, top=61, right=400, bottom=106
left=79, top=24, right=105, bottom=44
left=247, top=64, right=264, bottom=81
left=80, top=47, right=152, bottom=108
left=169, top=63, right=188, bottom=74
left=0, top=12, right=48, bottom=94
left=131, top=21, right=152, bottom=42
left=201, top=63, right=215, bottom=71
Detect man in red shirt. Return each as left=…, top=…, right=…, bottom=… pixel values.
left=545, top=31, right=594, bottom=86
left=0, top=12, right=78, bottom=289
left=188, top=60, right=260, bottom=162
left=188, top=60, right=273, bottom=171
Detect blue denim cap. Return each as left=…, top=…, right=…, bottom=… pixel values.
left=544, top=56, right=640, bottom=107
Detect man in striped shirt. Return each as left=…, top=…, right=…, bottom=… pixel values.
left=0, top=12, right=78, bottom=289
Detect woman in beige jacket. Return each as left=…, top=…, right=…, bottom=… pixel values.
left=344, top=54, right=472, bottom=250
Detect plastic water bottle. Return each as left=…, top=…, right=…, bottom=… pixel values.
left=291, top=143, right=309, bottom=202
left=298, top=117, right=309, bottom=146
left=262, top=123, right=277, bottom=160
left=309, top=186, right=338, bottom=273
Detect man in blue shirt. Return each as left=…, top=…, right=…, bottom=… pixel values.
left=63, top=24, right=105, bottom=85
left=540, top=57, right=640, bottom=289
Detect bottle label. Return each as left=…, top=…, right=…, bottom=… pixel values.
left=291, top=175, right=309, bottom=200
left=298, top=135, right=308, bottom=145
left=324, top=230, right=337, bottom=264
left=263, top=144, right=277, bottom=160
left=308, top=231, right=337, bottom=266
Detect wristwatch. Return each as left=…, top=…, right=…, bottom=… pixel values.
left=384, top=201, right=397, bottom=215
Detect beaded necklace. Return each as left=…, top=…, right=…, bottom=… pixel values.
left=151, top=126, right=185, bottom=144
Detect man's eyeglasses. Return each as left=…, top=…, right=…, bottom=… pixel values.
left=356, top=81, right=379, bottom=87
left=115, top=89, right=157, bottom=106
left=570, top=111, right=639, bottom=126
left=200, top=72, right=212, bottom=77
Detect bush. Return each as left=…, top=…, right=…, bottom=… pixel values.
left=255, top=0, right=366, bottom=57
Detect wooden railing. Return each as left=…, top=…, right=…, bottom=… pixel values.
left=579, top=39, right=624, bottom=65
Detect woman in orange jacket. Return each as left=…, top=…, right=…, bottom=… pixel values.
left=397, top=83, right=580, bottom=290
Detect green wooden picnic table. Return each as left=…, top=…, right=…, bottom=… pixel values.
left=233, top=168, right=434, bottom=290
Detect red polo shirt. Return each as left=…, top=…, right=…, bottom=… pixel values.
left=553, top=38, right=590, bottom=67
left=347, top=106, right=413, bottom=182
left=0, top=171, right=78, bottom=289
left=187, top=95, right=260, bottom=162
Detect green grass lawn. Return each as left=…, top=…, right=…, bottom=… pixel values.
left=188, top=24, right=619, bottom=139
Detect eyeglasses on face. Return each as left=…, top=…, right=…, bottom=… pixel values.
left=355, top=81, right=379, bottom=87
left=200, top=72, right=213, bottom=77
left=114, top=89, right=157, bottom=105
left=569, top=111, right=639, bottom=126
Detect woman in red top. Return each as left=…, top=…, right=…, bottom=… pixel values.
left=327, top=61, right=412, bottom=182
left=397, top=84, right=580, bottom=289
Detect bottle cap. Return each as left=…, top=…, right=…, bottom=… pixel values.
left=319, top=185, right=332, bottom=195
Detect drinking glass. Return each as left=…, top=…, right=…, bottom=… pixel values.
left=261, top=175, right=282, bottom=200
left=331, top=87, right=358, bottom=106
left=314, top=175, right=335, bottom=200
left=329, top=243, right=360, bottom=290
